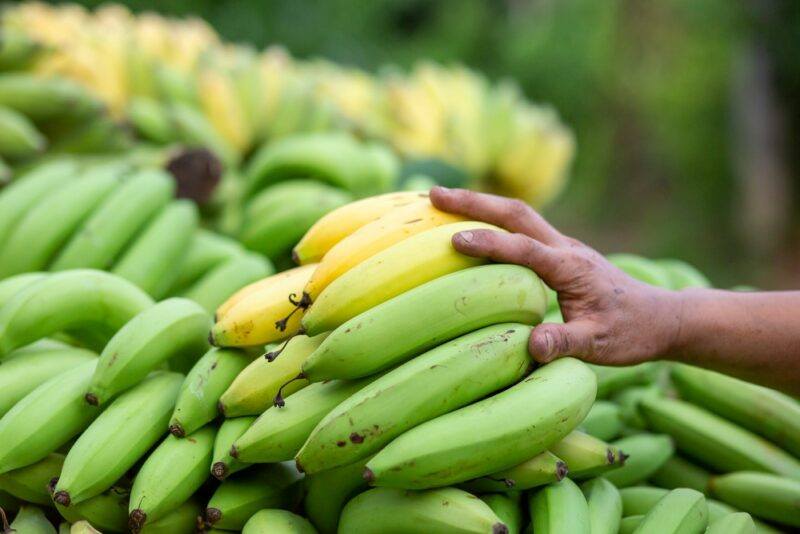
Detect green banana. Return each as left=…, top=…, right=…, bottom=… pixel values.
left=218, top=333, right=326, bottom=417
left=0, top=155, right=9, bottom=184
left=462, top=450, right=567, bottom=492
left=0, top=159, right=78, bottom=245
left=298, top=324, right=532, bottom=473
left=0, top=105, right=46, bottom=159
left=706, top=513, right=756, bottom=534
left=338, top=487, right=506, bottom=534
left=649, top=455, right=710, bottom=494
left=0, top=164, right=124, bottom=277
left=589, top=362, right=660, bottom=399
left=640, top=395, right=800, bottom=478
left=0, top=29, right=41, bottom=71
left=8, top=505, right=55, bottom=534
left=0, top=342, right=95, bottom=416
left=0, top=270, right=153, bottom=357
left=0, top=74, right=101, bottom=121
left=56, top=485, right=130, bottom=533
left=529, top=478, right=590, bottom=534
left=85, top=298, right=209, bottom=406
left=480, top=494, right=522, bottom=534
left=169, top=229, right=245, bottom=294
left=0, top=453, right=63, bottom=504
left=138, top=499, right=201, bottom=534
left=709, top=471, right=800, bottom=527
left=0, top=489, right=20, bottom=515
left=170, top=348, right=252, bottom=437
left=633, top=487, right=708, bottom=534
left=303, top=459, right=369, bottom=534
left=302, top=264, right=547, bottom=380
left=655, top=259, right=711, bottom=289
left=53, top=371, right=184, bottom=506
left=112, top=200, right=199, bottom=299
left=604, top=433, right=674, bottom=488
left=580, top=401, right=623, bottom=441
left=128, top=426, right=216, bottom=531
left=365, top=357, right=596, bottom=489
left=70, top=520, right=102, bottom=533
left=613, top=384, right=662, bottom=430
left=51, top=170, right=174, bottom=270
left=169, top=102, right=238, bottom=167
left=204, top=464, right=299, bottom=531
left=620, top=486, right=669, bottom=516
left=211, top=416, right=256, bottom=480
left=618, top=515, right=643, bottom=534
left=234, top=375, right=376, bottom=464
left=181, top=253, right=273, bottom=314
left=242, top=509, right=317, bottom=534
left=671, top=363, right=800, bottom=457
left=549, top=430, right=622, bottom=480
left=581, top=477, right=622, bottom=534
left=127, top=97, right=177, bottom=144
left=58, top=522, right=70, bottom=534
left=0, top=360, right=100, bottom=473
left=0, top=272, right=46, bottom=308
left=607, top=253, right=671, bottom=288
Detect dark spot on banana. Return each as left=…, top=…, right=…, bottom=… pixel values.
left=362, top=467, right=375, bottom=483
left=53, top=490, right=71, bottom=506
left=337, top=440, right=346, bottom=447
left=169, top=423, right=185, bottom=438
left=349, top=432, right=364, bottom=444
left=205, top=507, right=222, bottom=525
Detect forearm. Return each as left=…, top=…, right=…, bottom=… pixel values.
left=665, top=288, right=800, bottom=395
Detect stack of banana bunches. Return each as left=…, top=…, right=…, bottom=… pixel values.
left=0, top=193, right=798, bottom=533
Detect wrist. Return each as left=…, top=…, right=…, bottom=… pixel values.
left=651, top=287, right=689, bottom=361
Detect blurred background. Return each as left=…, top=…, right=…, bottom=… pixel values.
left=16, top=0, right=800, bottom=287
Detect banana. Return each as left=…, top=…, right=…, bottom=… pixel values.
left=338, top=487, right=506, bottom=534
left=549, top=430, right=622, bottom=480
left=639, top=395, right=800, bottom=478
left=170, top=229, right=246, bottom=294
left=671, top=363, right=800, bottom=457
left=0, top=342, right=95, bottom=417
left=127, top=97, right=177, bottom=144
left=242, top=509, right=316, bottom=534
left=607, top=253, right=672, bottom=288
left=301, top=199, right=466, bottom=303
left=604, top=433, right=674, bottom=488
left=709, top=472, right=800, bottom=527
left=620, top=486, right=668, bottom=516
left=0, top=74, right=101, bottom=121
left=706, top=513, right=756, bottom=534
left=204, top=463, right=299, bottom=531
left=85, top=298, right=210, bottom=406
left=8, top=505, right=55, bottom=534
left=128, top=426, right=216, bottom=531
left=461, top=450, right=567, bottom=492
left=303, top=221, right=498, bottom=334
left=170, top=348, right=252, bottom=437
left=0, top=272, right=46, bottom=308
left=582, top=477, right=622, bottom=534
left=218, top=333, right=326, bottom=417
left=53, top=371, right=184, bottom=506
left=70, top=521, right=101, bottom=534
left=0, top=270, right=153, bottom=357
left=169, top=102, right=238, bottom=167
left=0, top=105, right=46, bottom=159
left=0, top=453, right=63, bottom=505
left=480, top=494, right=522, bottom=534
left=211, top=416, right=256, bottom=480
left=51, top=169, right=174, bottom=270
left=138, top=499, right=201, bottom=534
left=112, top=200, right=199, bottom=299
left=302, top=264, right=546, bottom=381
left=590, top=362, right=660, bottom=398
left=619, top=515, right=643, bottom=534
left=210, top=264, right=317, bottom=347
left=613, top=384, right=662, bottom=430
left=298, top=324, right=533, bottom=473
left=365, top=357, right=596, bottom=489
left=0, top=360, right=100, bottom=473
left=181, top=253, right=273, bottom=314
left=655, top=259, right=711, bottom=289
left=293, top=191, right=427, bottom=264
left=56, top=484, right=130, bottom=533
left=633, top=487, right=708, bottom=534
left=0, top=29, right=41, bottom=71
left=580, top=401, right=623, bottom=441
left=0, top=159, right=78, bottom=245
left=649, top=455, right=710, bottom=494
left=0, top=164, right=124, bottom=277
left=303, top=459, right=369, bottom=534
left=529, top=478, right=590, bottom=534
left=234, top=375, right=378, bottom=464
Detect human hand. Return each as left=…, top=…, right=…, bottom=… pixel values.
left=430, top=187, right=682, bottom=366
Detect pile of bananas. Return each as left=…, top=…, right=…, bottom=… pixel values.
left=0, top=2, right=574, bottom=206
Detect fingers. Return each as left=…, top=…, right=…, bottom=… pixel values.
left=430, top=186, right=562, bottom=245
left=529, top=320, right=598, bottom=364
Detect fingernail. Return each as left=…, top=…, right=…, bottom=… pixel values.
left=457, top=231, right=474, bottom=243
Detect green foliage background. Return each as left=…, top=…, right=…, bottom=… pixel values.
left=50, top=0, right=800, bottom=287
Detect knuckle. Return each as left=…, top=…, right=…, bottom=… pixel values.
left=508, top=199, right=532, bottom=219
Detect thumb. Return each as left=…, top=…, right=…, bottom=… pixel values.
left=529, top=321, right=597, bottom=364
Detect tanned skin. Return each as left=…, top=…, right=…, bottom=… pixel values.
left=430, top=186, right=800, bottom=396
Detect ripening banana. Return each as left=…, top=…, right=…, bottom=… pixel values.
left=170, top=229, right=246, bottom=294
left=303, top=459, right=369, bottom=534
left=180, top=253, right=273, bottom=314
left=549, top=430, right=622, bottom=480
left=365, top=357, right=596, bottom=489
left=293, top=191, right=428, bottom=264
left=210, top=263, right=317, bottom=347
left=8, top=505, right=55, bottom=534
left=127, top=97, right=178, bottom=144
left=302, top=264, right=546, bottom=381
left=479, top=494, right=522, bottom=534
left=633, top=488, right=708, bottom=534
left=211, top=416, right=256, bottom=480
left=242, top=509, right=317, bottom=534
left=603, top=433, right=674, bottom=488
left=649, top=455, right=711, bottom=494
left=53, top=371, right=184, bottom=506
left=655, top=259, right=711, bottom=289
left=169, top=348, right=252, bottom=437
left=580, top=401, right=623, bottom=441
left=297, top=324, right=532, bottom=473
left=128, top=426, right=216, bottom=531
left=582, top=477, right=622, bottom=534
left=85, top=298, right=210, bottom=406
left=529, top=478, right=591, bottom=534
left=706, top=513, right=756, bottom=534
left=137, top=499, right=201, bottom=534
left=0, top=74, right=101, bottom=121
left=303, top=221, right=499, bottom=334
left=639, top=395, right=800, bottom=479
left=217, top=333, right=327, bottom=417
left=709, top=471, right=800, bottom=528
left=169, top=101, right=238, bottom=167
left=0, top=453, right=63, bottom=505
left=461, top=450, right=567, bottom=493
left=51, top=169, right=174, bottom=271
left=56, top=484, right=130, bottom=533
left=0, top=163, right=124, bottom=277
left=0, top=269, right=153, bottom=357
left=0, top=105, right=46, bottom=159
left=300, top=199, right=466, bottom=303
left=338, top=487, right=506, bottom=534
left=0, top=360, right=101, bottom=473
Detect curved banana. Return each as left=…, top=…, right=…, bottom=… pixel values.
left=706, top=512, right=756, bottom=534
left=604, top=433, right=674, bottom=488
left=0, top=453, right=63, bottom=505
left=633, top=488, right=708, bottom=533
left=0, top=272, right=46, bottom=309
left=0, top=105, right=46, bottom=159
left=709, top=471, right=800, bottom=528
left=128, top=97, right=178, bottom=144
left=56, top=484, right=130, bottom=533
left=582, top=477, right=622, bottom=534
left=8, top=505, right=55, bottom=534
left=170, top=229, right=246, bottom=294
left=620, top=486, right=668, bottom=516
left=480, top=494, right=522, bottom=534
left=619, top=515, right=643, bottom=534
left=242, top=509, right=316, bottom=534
left=137, top=499, right=200, bottom=534
left=211, top=416, right=256, bottom=480
left=580, top=400, right=623, bottom=441
left=549, top=430, right=622, bottom=480
left=529, top=478, right=590, bottom=534
left=649, top=455, right=710, bottom=494
left=0, top=74, right=100, bottom=121
left=303, top=459, right=369, bottom=534
left=180, top=253, right=272, bottom=314
left=607, top=253, right=671, bottom=288
left=462, top=450, right=567, bottom=492
left=590, top=362, right=660, bottom=399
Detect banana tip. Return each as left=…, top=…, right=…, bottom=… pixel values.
left=205, top=507, right=222, bottom=525
left=208, top=331, right=218, bottom=347
left=47, top=477, right=58, bottom=495
left=229, top=445, right=239, bottom=459
left=217, top=400, right=226, bottom=416
left=294, top=459, right=305, bottom=474
left=211, top=462, right=228, bottom=480
left=84, top=392, right=98, bottom=406
left=129, top=509, right=146, bottom=532
left=53, top=490, right=71, bottom=506
left=492, top=523, right=509, bottom=534
left=291, top=249, right=300, bottom=265
left=169, top=423, right=185, bottom=438
left=362, top=467, right=375, bottom=484
left=617, top=450, right=630, bottom=465
left=556, top=461, right=569, bottom=481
